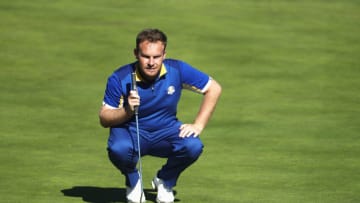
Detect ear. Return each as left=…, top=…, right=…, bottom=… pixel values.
left=134, top=48, right=139, bottom=59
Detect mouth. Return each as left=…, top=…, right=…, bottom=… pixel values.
left=145, top=66, right=158, bottom=72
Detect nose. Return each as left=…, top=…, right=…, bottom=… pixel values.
left=147, top=57, right=155, bottom=67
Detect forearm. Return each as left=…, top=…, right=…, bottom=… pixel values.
left=193, top=79, right=222, bottom=130
left=99, top=105, right=134, bottom=128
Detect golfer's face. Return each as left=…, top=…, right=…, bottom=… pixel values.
left=135, top=40, right=166, bottom=81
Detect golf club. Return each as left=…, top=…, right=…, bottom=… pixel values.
left=132, top=71, right=144, bottom=203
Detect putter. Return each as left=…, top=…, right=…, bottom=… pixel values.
left=132, top=71, right=144, bottom=202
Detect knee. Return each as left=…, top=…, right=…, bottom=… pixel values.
left=182, top=138, right=204, bottom=160
left=108, top=141, right=134, bottom=163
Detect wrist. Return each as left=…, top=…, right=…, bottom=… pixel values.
left=124, top=105, right=134, bottom=117
left=193, top=123, right=204, bottom=132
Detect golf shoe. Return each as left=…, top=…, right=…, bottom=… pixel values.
left=151, top=177, right=174, bottom=203
left=126, top=179, right=146, bottom=203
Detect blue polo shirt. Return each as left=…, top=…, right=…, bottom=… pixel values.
left=103, top=59, right=211, bottom=131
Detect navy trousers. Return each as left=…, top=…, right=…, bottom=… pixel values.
left=107, top=124, right=203, bottom=188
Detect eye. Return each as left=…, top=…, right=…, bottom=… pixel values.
left=140, top=54, right=150, bottom=59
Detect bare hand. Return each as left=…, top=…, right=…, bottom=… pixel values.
left=128, top=90, right=140, bottom=112
left=179, top=124, right=203, bottom=138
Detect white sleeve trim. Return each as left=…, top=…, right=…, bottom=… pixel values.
left=102, top=101, right=118, bottom=109
left=201, top=77, right=212, bottom=93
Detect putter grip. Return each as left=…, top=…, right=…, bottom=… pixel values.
left=131, top=72, right=139, bottom=113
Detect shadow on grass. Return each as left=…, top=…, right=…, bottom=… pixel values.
left=61, top=186, right=179, bottom=203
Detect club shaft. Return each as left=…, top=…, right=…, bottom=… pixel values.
left=132, top=71, right=143, bottom=202
left=135, top=112, right=143, bottom=202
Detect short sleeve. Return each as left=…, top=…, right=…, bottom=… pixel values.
left=103, top=74, right=124, bottom=108
left=179, top=61, right=211, bottom=93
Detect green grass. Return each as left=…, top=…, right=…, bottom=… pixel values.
left=1, top=0, right=360, bottom=202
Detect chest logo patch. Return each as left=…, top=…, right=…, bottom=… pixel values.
left=167, top=86, right=175, bottom=95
